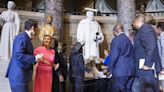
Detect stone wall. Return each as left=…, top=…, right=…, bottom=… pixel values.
left=1, top=8, right=164, bottom=57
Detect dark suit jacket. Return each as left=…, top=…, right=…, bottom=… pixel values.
left=58, top=52, right=68, bottom=79
left=69, top=52, right=89, bottom=78
left=6, top=32, right=36, bottom=82
left=108, top=33, right=135, bottom=77
left=134, top=23, right=162, bottom=77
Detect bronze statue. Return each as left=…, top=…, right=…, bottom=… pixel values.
left=137, top=3, right=156, bottom=25
left=39, top=15, right=57, bottom=41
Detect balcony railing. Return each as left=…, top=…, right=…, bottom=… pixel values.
left=0, top=3, right=164, bottom=17
left=0, top=3, right=44, bottom=13
left=64, top=10, right=164, bottom=17
left=146, top=11, right=164, bottom=16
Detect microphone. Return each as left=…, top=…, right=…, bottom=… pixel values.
left=96, top=32, right=99, bottom=36
left=94, top=32, right=101, bottom=42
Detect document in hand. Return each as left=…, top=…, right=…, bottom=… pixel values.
left=159, top=74, right=164, bottom=80
left=139, top=59, right=155, bottom=69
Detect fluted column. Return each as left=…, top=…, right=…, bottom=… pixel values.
left=117, top=0, right=136, bottom=35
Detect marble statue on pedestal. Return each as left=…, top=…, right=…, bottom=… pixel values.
left=0, top=1, right=20, bottom=61
left=76, top=8, right=105, bottom=78
left=77, top=8, right=104, bottom=64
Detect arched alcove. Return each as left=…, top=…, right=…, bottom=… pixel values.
left=0, top=0, right=158, bottom=13
left=64, top=0, right=149, bottom=12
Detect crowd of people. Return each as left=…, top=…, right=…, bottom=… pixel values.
left=69, top=14, right=164, bottom=92
left=4, top=16, right=164, bottom=92
left=104, top=15, right=164, bottom=92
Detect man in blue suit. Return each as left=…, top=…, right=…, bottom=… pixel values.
left=109, top=24, right=135, bottom=92
left=133, top=15, right=162, bottom=92
left=6, top=19, right=43, bottom=92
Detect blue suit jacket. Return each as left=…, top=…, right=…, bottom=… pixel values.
left=134, top=24, right=162, bottom=77
left=109, top=33, right=135, bottom=77
left=6, top=32, right=36, bottom=82
left=69, top=52, right=90, bottom=78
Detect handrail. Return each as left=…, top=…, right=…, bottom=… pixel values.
left=0, top=2, right=164, bottom=16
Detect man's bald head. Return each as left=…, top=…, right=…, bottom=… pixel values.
left=113, top=23, right=124, bottom=36
left=113, top=24, right=124, bottom=32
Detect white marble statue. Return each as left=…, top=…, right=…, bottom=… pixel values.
left=146, top=0, right=164, bottom=12
left=76, top=8, right=104, bottom=64
left=0, top=1, right=20, bottom=61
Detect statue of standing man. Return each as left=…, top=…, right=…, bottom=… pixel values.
left=76, top=8, right=105, bottom=78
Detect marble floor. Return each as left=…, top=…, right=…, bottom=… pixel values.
left=0, top=59, right=11, bottom=92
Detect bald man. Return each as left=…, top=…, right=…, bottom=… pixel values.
left=133, top=15, right=162, bottom=92
left=109, top=24, right=135, bottom=92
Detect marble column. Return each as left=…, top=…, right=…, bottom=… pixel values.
left=117, top=0, right=136, bottom=35
left=45, top=0, right=64, bottom=41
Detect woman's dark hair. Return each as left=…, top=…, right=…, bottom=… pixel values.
left=157, top=22, right=164, bottom=32
left=25, top=19, right=38, bottom=30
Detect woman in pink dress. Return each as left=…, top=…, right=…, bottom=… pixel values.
left=34, top=35, right=59, bottom=92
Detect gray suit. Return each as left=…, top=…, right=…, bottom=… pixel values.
left=158, top=32, right=164, bottom=88
left=158, top=32, right=164, bottom=67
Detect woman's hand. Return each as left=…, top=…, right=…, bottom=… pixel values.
left=53, top=63, right=59, bottom=71
left=35, top=54, right=43, bottom=62
left=98, top=58, right=104, bottom=63
left=43, top=60, right=51, bottom=65
left=142, top=65, right=151, bottom=70
left=160, top=70, right=164, bottom=75
left=59, top=74, right=64, bottom=82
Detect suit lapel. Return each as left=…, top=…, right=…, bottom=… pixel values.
left=23, top=32, right=33, bottom=54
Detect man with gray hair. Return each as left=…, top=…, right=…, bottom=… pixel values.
left=133, top=15, right=162, bottom=92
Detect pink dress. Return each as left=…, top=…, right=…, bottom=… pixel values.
left=33, top=46, right=55, bottom=92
